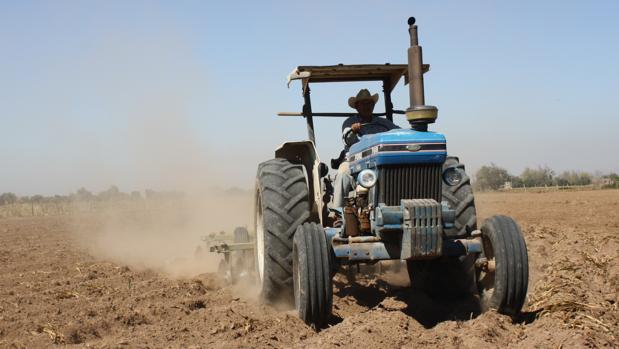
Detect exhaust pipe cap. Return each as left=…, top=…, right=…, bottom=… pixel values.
left=406, top=105, right=438, bottom=124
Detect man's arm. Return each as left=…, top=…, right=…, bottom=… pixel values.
left=342, top=117, right=359, bottom=147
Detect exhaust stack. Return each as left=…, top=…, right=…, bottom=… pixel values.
left=406, top=17, right=438, bottom=132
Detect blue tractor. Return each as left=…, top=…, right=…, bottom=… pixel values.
left=253, top=17, right=528, bottom=329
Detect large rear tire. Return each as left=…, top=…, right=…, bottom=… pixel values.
left=293, top=222, right=332, bottom=329
left=442, top=156, right=477, bottom=237
left=478, top=215, right=529, bottom=315
left=254, top=159, right=311, bottom=305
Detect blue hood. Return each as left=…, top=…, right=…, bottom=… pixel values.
left=347, top=129, right=447, bottom=173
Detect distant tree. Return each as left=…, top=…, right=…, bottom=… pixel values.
left=474, top=163, right=513, bottom=190
left=98, top=185, right=121, bottom=201
left=0, top=193, right=18, bottom=205
left=554, top=170, right=592, bottom=186
left=31, top=195, right=44, bottom=203
left=130, top=191, right=143, bottom=200
left=511, top=176, right=524, bottom=188
left=520, top=166, right=554, bottom=187
left=554, top=172, right=570, bottom=186
left=74, top=187, right=95, bottom=201
left=53, top=195, right=69, bottom=203
left=578, top=172, right=593, bottom=185
left=17, top=196, right=31, bottom=204
left=143, top=189, right=184, bottom=200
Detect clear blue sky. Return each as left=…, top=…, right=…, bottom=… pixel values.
left=1, top=0, right=618, bottom=195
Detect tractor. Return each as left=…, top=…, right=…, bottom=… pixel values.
left=252, top=17, right=528, bottom=329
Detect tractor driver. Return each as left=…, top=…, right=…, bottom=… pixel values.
left=333, top=89, right=399, bottom=209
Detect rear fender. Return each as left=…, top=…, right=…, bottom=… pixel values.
left=275, top=141, right=322, bottom=224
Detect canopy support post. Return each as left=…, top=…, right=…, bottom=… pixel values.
left=303, top=86, right=316, bottom=144
left=383, top=79, right=394, bottom=122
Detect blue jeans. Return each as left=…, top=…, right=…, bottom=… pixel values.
left=333, top=161, right=354, bottom=208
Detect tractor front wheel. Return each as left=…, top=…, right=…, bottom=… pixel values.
left=292, top=222, right=332, bottom=329
left=477, top=215, right=529, bottom=315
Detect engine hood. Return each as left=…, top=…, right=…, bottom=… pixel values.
left=347, top=129, right=447, bottom=173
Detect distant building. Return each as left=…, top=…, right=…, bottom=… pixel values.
left=599, top=177, right=614, bottom=186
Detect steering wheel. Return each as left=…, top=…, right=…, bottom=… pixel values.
left=335, top=122, right=391, bottom=169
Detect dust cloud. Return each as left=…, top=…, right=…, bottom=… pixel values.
left=65, top=24, right=256, bottom=279
left=72, top=190, right=252, bottom=278
left=68, top=105, right=255, bottom=277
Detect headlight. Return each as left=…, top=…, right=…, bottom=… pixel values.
left=443, top=167, right=463, bottom=186
left=357, top=169, right=378, bottom=188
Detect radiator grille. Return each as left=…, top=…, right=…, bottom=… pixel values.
left=377, top=164, right=443, bottom=205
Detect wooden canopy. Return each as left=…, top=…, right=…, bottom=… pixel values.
left=286, top=63, right=430, bottom=93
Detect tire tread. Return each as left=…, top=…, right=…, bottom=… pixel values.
left=480, top=215, right=528, bottom=315
left=292, top=223, right=332, bottom=329
left=255, top=158, right=311, bottom=304
left=442, top=156, right=477, bottom=237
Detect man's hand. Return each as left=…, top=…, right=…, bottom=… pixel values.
left=351, top=122, right=362, bottom=133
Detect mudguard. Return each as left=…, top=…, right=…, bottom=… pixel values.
left=275, top=141, right=322, bottom=224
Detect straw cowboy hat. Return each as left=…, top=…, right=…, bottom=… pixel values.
left=348, top=89, right=379, bottom=109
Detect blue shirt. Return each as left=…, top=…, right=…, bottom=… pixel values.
left=341, top=115, right=400, bottom=151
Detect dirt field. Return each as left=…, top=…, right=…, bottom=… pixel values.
left=1, top=190, right=618, bottom=348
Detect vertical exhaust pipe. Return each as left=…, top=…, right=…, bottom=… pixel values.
left=406, top=17, right=438, bottom=132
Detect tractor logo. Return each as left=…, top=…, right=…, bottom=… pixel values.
left=406, top=144, right=422, bottom=152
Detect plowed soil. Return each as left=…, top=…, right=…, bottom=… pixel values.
left=1, top=190, right=618, bottom=348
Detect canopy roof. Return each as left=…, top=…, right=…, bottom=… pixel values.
left=287, top=63, right=430, bottom=93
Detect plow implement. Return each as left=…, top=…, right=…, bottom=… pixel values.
left=201, top=227, right=255, bottom=284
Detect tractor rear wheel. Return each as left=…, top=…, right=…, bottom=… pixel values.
left=477, top=215, right=529, bottom=315
left=442, top=156, right=477, bottom=237
left=254, top=158, right=310, bottom=305
left=292, top=222, right=332, bottom=329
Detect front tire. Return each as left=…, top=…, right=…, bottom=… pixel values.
left=254, top=159, right=311, bottom=305
left=478, top=215, right=529, bottom=315
left=293, top=222, right=332, bottom=329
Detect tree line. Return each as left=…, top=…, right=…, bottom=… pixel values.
left=0, top=186, right=183, bottom=206
left=473, top=164, right=619, bottom=191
